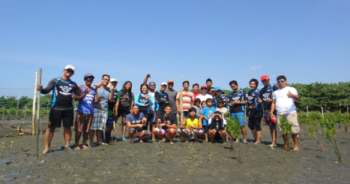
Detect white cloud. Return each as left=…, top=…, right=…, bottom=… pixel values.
left=249, top=65, right=263, bottom=70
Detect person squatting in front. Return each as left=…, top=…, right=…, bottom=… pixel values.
left=177, top=107, right=203, bottom=142
left=208, top=111, right=228, bottom=143
left=126, top=105, right=152, bottom=143
left=154, top=105, right=177, bottom=144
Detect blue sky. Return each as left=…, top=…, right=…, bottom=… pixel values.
left=0, top=0, right=349, bottom=98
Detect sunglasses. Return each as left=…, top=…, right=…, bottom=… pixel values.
left=149, top=84, right=155, bottom=86
left=85, top=77, right=94, bottom=81
left=103, top=78, right=110, bottom=81
left=201, top=88, right=207, bottom=90
left=66, top=69, right=74, bottom=74
left=278, top=80, right=285, bottom=84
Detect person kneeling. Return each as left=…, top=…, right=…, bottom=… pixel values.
left=178, top=107, right=203, bottom=142
left=208, top=111, right=227, bottom=143
left=154, top=105, right=177, bottom=145
left=126, top=105, right=151, bottom=143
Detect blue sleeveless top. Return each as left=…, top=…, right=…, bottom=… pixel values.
left=77, top=85, right=96, bottom=114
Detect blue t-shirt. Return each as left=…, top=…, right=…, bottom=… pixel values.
left=201, top=106, right=216, bottom=126
left=125, top=112, right=145, bottom=125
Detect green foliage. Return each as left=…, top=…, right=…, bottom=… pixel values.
left=277, top=115, right=292, bottom=135
left=324, top=119, right=342, bottom=163
left=226, top=117, right=241, bottom=138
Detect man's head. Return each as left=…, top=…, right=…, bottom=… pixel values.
left=206, top=98, right=213, bottom=107
left=183, top=80, right=190, bottom=90
left=215, top=87, right=222, bottom=96
left=63, top=65, right=75, bottom=78
left=261, top=75, right=270, bottom=87
left=188, top=107, right=197, bottom=118
left=160, top=82, right=167, bottom=91
left=249, top=79, right=259, bottom=90
left=149, top=82, right=156, bottom=92
left=101, top=74, right=110, bottom=87
left=192, top=83, right=199, bottom=93
left=200, top=85, right=207, bottom=95
left=164, top=105, right=172, bottom=115
left=132, top=105, right=140, bottom=115
left=84, top=73, right=94, bottom=86
left=167, top=80, right=174, bottom=90
left=277, top=75, right=287, bottom=88
left=110, top=78, right=118, bottom=88
left=210, top=87, right=216, bottom=96
left=206, top=78, right=212, bottom=87
left=229, top=80, right=238, bottom=92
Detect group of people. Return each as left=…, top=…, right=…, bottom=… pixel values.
left=36, top=65, right=301, bottom=154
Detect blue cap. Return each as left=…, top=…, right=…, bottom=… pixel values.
left=215, top=87, right=222, bottom=91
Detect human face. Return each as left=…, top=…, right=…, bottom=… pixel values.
left=210, top=89, right=215, bottom=96
left=201, top=88, right=207, bottom=95
left=214, top=114, right=220, bottom=121
left=195, top=101, right=200, bottom=106
left=125, top=82, right=131, bottom=90
left=149, top=83, right=156, bottom=91
left=262, top=79, right=269, bottom=87
left=206, top=101, right=213, bottom=107
left=63, top=69, right=74, bottom=78
left=230, top=83, right=238, bottom=92
left=132, top=106, right=139, bottom=115
left=218, top=102, right=223, bottom=108
left=277, top=79, right=287, bottom=88
left=161, top=85, right=167, bottom=91
left=189, top=110, right=196, bottom=118
left=111, top=81, right=117, bottom=88
left=250, top=81, right=257, bottom=91
left=216, top=90, right=222, bottom=96
left=183, top=83, right=189, bottom=90
left=201, top=102, right=207, bottom=107
left=164, top=106, right=172, bottom=115
left=168, top=83, right=174, bottom=90
left=141, top=85, right=148, bottom=94
left=206, top=81, right=212, bottom=87
left=101, top=76, right=110, bottom=87
left=85, top=77, right=94, bottom=85
left=192, top=85, right=199, bottom=93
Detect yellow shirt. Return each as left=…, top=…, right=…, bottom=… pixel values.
left=186, top=118, right=199, bottom=130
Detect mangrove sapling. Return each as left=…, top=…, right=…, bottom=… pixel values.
left=324, top=119, right=342, bottom=163
left=277, top=115, right=292, bottom=151
left=226, top=117, right=243, bottom=163
left=308, top=126, right=324, bottom=152
left=342, top=113, right=350, bottom=132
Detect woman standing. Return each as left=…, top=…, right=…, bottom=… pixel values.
left=134, top=84, right=154, bottom=130
left=247, top=79, right=263, bottom=144
left=118, top=81, right=134, bottom=141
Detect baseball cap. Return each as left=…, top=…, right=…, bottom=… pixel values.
left=261, top=75, right=269, bottom=81
left=200, top=85, right=207, bottom=89
left=84, top=73, right=94, bottom=80
left=167, top=80, right=174, bottom=84
left=110, top=78, right=118, bottom=83
left=161, top=82, right=167, bottom=86
left=215, top=87, right=222, bottom=91
left=64, top=64, right=75, bottom=71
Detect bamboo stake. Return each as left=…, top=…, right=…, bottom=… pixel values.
left=36, top=68, right=42, bottom=158
left=321, top=107, right=324, bottom=119
left=179, top=89, right=183, bottom=124
left=16, top=94, right=20, bottom=118
left=32, top=72, right=38, bottom=135
left=306, top=105, right=309, bottom=117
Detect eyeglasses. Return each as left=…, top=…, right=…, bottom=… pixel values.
left=103, top=79, right=110, bottom=81
left=278, top=80, right=285, bottom=84
left=66, top=69, right=74, bottom=74
left=86, top=78, right=94, bottom=81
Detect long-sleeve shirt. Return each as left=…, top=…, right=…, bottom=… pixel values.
left=155, top=90, right=169, bottom=112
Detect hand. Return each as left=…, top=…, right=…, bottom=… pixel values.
left=94, top=83, right=100, bottom=88
left=36, top=84, right=43, bottom=91
left=287, top=91, right=294, bottom=98
left=265, top=97, right=272, bottom=103
left=177, top=109, right=181, bottom=114
left=146, top=74, right=151, bottom=78
left=84, top=88, right=90, bottom=95
left=270, top=113, right=275, bottom=119
left=110, top=86, right=115, bottom=91
left=258, top=98, right=263, bottom=103
left=113, top=111, right=118, bottom=118
left=72, top=93, right=79, bottom=100
left=144, top=103, right=149, bottom=107
left=146, top=96, right=150, bottom=100
left=138, top=124, right=143, bottom=128
left=180, top=125, right=185, bottom=129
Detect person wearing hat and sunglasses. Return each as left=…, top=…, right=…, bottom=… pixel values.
left=259, top=75, right=279, bottom=148
left=36, top=64, right=79, bottom=154
left=74, top=73, right=96, bottom=150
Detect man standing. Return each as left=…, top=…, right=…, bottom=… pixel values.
left=271, top=75, right=300, bottom=151
left=259, top=75, right=279, bottom=147
left=165, top=80, right=177, bottom=115
left=176, top=81, right=194, bottom=118
left=36, top=65, right=79, bottom=154
left=206, top=78, right=213, bottom=94
left=126, top=105, right=151, bottom=143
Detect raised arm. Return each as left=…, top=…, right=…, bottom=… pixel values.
left=37, top=78, right=56, bottom=94
left=142, top=74, right=151, bottom=84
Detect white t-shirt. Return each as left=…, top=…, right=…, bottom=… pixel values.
left=148, top=90, right=156, bottom=112
left=272, top=86, right=298, bottom=115
left=196, top=94, right=212, bottom=103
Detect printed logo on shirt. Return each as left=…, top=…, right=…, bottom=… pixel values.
left=208, top=111, right=213, bottom=117
left=59, top=86, right=72, bottom=95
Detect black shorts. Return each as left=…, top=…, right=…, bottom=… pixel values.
left=48, top=108, right=74, bottom=128
left=118, top=107, right=131, bottom=118
left=139, top=106, right=149, bottom=119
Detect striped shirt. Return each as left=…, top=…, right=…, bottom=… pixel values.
left=176, top=90, right=194, bottom=112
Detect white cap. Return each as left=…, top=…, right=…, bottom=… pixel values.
left=110, top=78, right=118, bottom=82
left=64, top=64, right=75, bottom=71
left=161, top=82, right=167, bottom=86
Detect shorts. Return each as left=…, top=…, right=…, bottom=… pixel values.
left=178, top=128, right=203, bottom=137
left=182, top=111, right=189, bottom=118
left=277, top=112, right=300, bottom=135
left=155, top=128, right=175, bottom=138
left=248, top=117, right=262, bottom=131
left=130, top=128, right=152, bottom=137
left=230, top=112, right=246, bottom=126
left=48, top=108, right=74, bottom=128
left=118, top=106, right=131, bottom=117
left=202, top=125, right=209, bottom=133
left=106, top=115, right=115, bottom=128
left=90, top=108, right=108, bottom=130
left=75, top=113, right=92, bottom=132
left=139, top=106, right=149, bottom=119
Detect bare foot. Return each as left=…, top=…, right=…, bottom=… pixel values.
left=74, top=146, right=80, bottom=150
left=82, top=145, right=89, bottom=149
left=42, top=148, right=50, bottom=154
left=140, top=140, right=143, bottom=143
left=170, top=141, right=174, bottom=145
left=294, top=147, right=300, bottom=151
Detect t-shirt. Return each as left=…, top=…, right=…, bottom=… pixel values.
left=227, top=90, right=247, bottom=113
left=201, top=106, right=216, bottom=126
left=215, top=94, right=228, bottom=107
left=165, top=89, right=178, bottom=114
left=215, top=107, right=228, bottom=120
left=155, top=90, right=169, bottom=112
left=259, top=85, right=278, bottom=110
left=77, top=85, right=96, bottom=114
left=196, top=94, right=212, bottom=103
left=247, top=89, right=262, bottom=117
left=176, top=90, right=194, bottom=112
left=148, top=90, right=156, bottom=112
left=193, top=92, right=200, bottom=101
left=119, top=90, right=134, bottom=108
left=185, top=118, right=200, bottom=130
left=193, top=106, right=201, bottom=118
left=160, top=113, right=177, bottom=131
left=94, top=87, right=111, bottom=110
left=273, top=86, right=298, bottom=115
left=108, top=89, right=120, bottom=111
left=126, top=112, right=145, bottom=125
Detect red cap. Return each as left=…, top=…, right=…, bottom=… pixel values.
left=261, top=75, right=269, bottom=81
left=200, top=85, right=207, bottom=89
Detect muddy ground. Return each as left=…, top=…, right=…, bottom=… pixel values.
left=0, top=119, right=349, bottom=184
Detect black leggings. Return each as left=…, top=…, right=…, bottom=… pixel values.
left=248, top=117, right=262, bottom=131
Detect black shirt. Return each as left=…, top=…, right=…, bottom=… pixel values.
left=259, top=85, right=278, bottom=110
left=160, top=113, right=177, bottom=131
